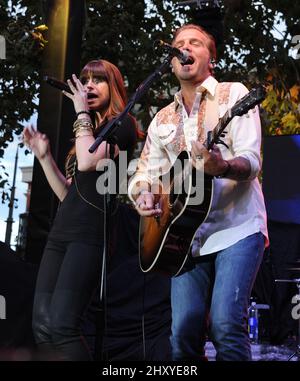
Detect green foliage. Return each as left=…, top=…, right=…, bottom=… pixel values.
left=261, top=80, right=300, bottom=135
left=81, top=0, right=184, bottom=129
left=218, top=0, right=300, bottom=135
left=0, top=0, right=44, bottom=195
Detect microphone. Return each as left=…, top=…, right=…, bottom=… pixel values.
left=44, top=76, right=73, bottom=94
left=156, top=40, right=194, bottom=65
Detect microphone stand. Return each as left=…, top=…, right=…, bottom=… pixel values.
left=91, top=56, right=172, bottom=360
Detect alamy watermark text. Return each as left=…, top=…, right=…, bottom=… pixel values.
left=0, top=295, right=6, bottom=319
left=0, top=35, right=6, bottom=59
left=291, top=293, right=300, bottom=320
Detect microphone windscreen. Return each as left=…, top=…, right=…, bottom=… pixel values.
left=44, top=76, right=72, bottom=94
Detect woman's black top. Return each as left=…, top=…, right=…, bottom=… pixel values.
left=47, top=115, right=137, bottom=245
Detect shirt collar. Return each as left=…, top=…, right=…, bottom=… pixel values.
left=174, top=76, right=219, bottom=109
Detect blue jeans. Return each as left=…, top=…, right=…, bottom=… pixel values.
left=171, top=232, right=265, bottom=361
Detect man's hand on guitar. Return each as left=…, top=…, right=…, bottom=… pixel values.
left=191, top=141, right=229, bottom=177
left=134, top=190, right=162, bottom=217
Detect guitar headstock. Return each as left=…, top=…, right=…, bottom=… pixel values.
left=231, top=85, right=266, bottom=118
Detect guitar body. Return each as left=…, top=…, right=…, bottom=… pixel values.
left=139, top=150, right=213, bottom=277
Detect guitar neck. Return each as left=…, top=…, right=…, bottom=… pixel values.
left=204, top=109, right=233, bottom=151
left=202, top=86, right=265, bottom=151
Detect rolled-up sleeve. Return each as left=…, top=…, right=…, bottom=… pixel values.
left=228, top=83, right=262, bottom=180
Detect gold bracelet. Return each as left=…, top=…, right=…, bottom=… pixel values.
left=73, top=118, right=94, bottom=132
left=73, top=117, right=92, bottom=125
left=73, top=122, right=93, bottom=132
left=73, top=125, right=93, bottom=135
left=75, top=133, right=93, bottom=138
left=74, top=125, right=93, bottom=131
left=75, top=127, right=93, bottom=138
left=74, top=116, right=92, bottom=124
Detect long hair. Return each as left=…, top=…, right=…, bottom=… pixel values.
left=80, top=59, right=127, bottom=125
left=66, top=59, right=142, bottom=169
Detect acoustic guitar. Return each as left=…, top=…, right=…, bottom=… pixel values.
left=139, top=86, right=266, bottom=276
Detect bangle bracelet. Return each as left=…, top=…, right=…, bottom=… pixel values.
left=76, top=110, right=91, bottom=117
left=75, top=126, right=93, bottom=138
left=73, top=118, right=94, bottom=133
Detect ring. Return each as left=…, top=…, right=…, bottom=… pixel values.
left=195, top=154, right=203, bottom=160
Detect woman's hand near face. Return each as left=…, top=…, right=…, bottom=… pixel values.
left=62, top=74, right=89, bottom=115
left=22, top=125, right=50, bottom=161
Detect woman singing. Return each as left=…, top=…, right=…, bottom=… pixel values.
left=23, top=60, right=138, bottom=360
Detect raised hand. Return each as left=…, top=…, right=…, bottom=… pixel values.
left=62, top=74, right=89, bottom=114
left=22, top=125, right=50, bottom=160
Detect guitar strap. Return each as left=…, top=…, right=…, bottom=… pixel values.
left=204, top=82, right=232, bottom=134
